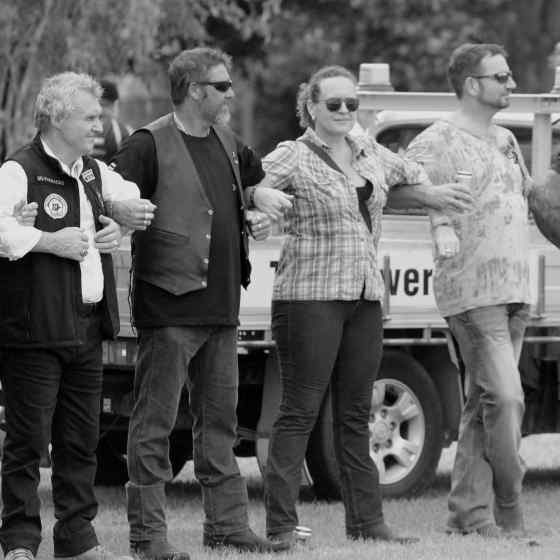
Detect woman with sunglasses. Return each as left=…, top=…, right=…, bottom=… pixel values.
left=245, top=65, right=474, bottom=547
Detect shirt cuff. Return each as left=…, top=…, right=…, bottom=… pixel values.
left=1, top=228, right=42, bottom=260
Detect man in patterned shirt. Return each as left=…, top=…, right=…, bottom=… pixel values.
left=406, top=43, right=532, bottom=538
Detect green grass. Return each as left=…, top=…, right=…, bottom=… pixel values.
left=31, top=435, right=560, bottom=559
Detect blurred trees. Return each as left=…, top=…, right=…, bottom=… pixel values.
left=253, top=0, right=560, bottom=154
left=1, top=0, right=156, bottom=158
left=0, top=0, right=278, bottom=158
left=2, top=0, right=560, bottom=158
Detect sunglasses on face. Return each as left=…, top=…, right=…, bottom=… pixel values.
left=195, top=80, right=233, bottom=93
left=319, top=97, right=360, bottom=112
left=471, top=71, right=514, bottom=85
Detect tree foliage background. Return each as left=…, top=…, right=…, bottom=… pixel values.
left=2, top=0, right=560, bottom=159
left=0, top=0, right=279, bottom=158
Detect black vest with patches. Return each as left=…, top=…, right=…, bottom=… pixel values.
left=0, top=135, right=119, bottom=347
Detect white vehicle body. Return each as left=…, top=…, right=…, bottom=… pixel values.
left=69, top=82, right=560, bottom=497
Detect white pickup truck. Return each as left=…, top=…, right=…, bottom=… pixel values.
left=91, top=81, right=560, bottom=501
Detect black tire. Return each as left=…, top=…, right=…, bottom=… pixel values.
left=306, top=350, right=444, bottom=500
left=95, top=429, right=192, bottom=486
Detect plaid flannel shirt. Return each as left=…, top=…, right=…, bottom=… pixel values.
left=262, top=127, right=428, bottom=301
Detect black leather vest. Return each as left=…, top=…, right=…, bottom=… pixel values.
left=132, top=114, right=251, bottom=296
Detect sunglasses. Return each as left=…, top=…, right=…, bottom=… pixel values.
left=471, top=71, right=514, bottom=85
left=319, top=97, right=360, bottom=112
left=195, top=80, right=233, bottom=93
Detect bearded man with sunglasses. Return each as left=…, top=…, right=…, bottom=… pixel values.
left=406, top=43, right=533, bottom=539
left=111, top=47, right=292, bottom=559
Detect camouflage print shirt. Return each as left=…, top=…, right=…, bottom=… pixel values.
left=406, top=120, right=533, bottom=317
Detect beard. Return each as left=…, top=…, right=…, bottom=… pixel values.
left=214, top=104, right=231, bottom=126
left=479, top=91, right=510, bottom=111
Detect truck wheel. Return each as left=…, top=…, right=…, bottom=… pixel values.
left=95, top=429, right=193, bottom=486
left=306, top=350, right=444, bottom=499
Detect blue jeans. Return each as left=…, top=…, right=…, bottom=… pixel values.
left=0, top=311, right=102, bottom=557
left=446, top=303, right=529, bottom=532
left=127, top=326, right=249, bottom=543
left=265, top=300, right=384, bottom=537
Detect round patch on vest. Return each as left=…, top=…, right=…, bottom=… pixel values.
left=44, top=193, right=68, bottom=219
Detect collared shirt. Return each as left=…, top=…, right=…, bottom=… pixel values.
left=406, top=120, right=532, bottom=316
left=0, top=138, right=140, bottom=302
left=262, top=127, right=428, bottom=301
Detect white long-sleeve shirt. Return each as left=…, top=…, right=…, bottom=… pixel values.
left=0, top=138, right=140, bottom=302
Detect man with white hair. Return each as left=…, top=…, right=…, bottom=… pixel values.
left=0, top=72, right=154, bottom=560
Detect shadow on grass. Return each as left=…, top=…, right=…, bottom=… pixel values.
left=87, top=465, right=560, bottom=503
left=164, top=475, right=322, bottom=503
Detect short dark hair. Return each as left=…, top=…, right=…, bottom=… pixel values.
left=448, top=43, right=508, bottom=98
left=296, top=65, right=356, bottom=128
left=168, top=47, right=232, bottom=106
left=100, top=79, right=119, bottom=103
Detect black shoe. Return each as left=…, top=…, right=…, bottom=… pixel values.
left=348, top=522, right=419, bottom=544
left=130, top=540, right=190, bottom=560
left=203, top=528, right=290, bottom=553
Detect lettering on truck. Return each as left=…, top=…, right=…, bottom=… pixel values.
left=381, top=266, right=433, bottom=297
left=270, top=259, right=434, bottom=297
left=242, top=245, right=438, bottom=313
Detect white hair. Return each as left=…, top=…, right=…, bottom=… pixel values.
left=34, top=72, right=102, bottom=132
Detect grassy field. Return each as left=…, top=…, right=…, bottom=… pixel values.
left=29, top=434, right=560, bottom=559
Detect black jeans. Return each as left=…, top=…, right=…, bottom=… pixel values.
left=0, top=310, right=103, bottom=557
left=265, top=299, right=384, bottom=536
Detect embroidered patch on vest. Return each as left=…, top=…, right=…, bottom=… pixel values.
left=81, top=169, right=95, bottom=183
left=44, top=193, right=68, bottom=219
left=37, top=175, right=65, bottom=186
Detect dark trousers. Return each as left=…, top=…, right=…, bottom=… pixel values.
left=265, top=299, right=384, bottom=536
left=0, top=311, right=102, bottom=557
left=127, top=326, right=249, bottom=543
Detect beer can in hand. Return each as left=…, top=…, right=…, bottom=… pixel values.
left=455, top=170, right=472, bottom=185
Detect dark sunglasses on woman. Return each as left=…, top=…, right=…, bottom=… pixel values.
left=319, top=97, right=360, bottom=112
